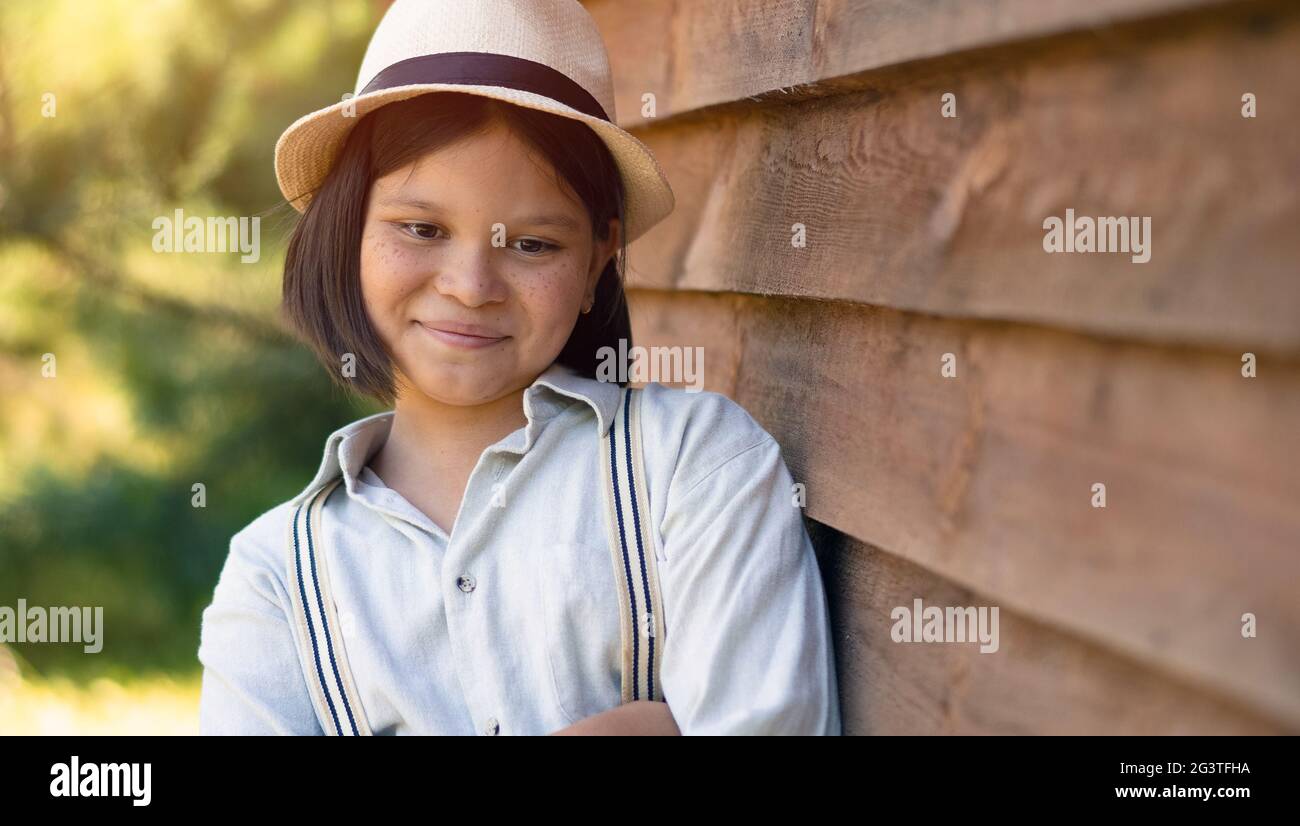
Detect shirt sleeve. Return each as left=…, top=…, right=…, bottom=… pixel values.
left=657, top=433, right=842, bottom=735
left=196, top=515, right=324, bottom=735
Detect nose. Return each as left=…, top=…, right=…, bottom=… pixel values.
left=431, top=235, right=508, bottom=308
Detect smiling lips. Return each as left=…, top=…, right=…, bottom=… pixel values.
left=416, top=320, right=509, bottom=349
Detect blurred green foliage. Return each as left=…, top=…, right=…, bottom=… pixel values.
left=0, top=0, right=389, bottom=680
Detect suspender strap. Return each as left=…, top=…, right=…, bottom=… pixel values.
left=600, top=385, right=668, bottom=704
left=285, top=477, right=373, bottom=736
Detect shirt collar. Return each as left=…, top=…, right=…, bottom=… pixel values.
left=288, top=361, right=623, bottom=508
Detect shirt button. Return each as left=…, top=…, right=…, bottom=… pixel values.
left=482, top=717, right=499, bottom=735
left=457, top=574, right=476, bottom=593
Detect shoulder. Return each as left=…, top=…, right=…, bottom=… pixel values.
left=231, top=500, right=298, bottom=562
left=215, top=411, right=380, bottom=590
left=210, top=500, right=300, bottom=606
left=637, top=382, right=774, bottom=448
left=636, top=382, right=780, bottom=494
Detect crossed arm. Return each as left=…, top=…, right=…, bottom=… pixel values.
left=550, top=700, right=681, bottom=735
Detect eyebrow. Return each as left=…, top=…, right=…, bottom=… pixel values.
left=378, top=196, right=582, bottom=232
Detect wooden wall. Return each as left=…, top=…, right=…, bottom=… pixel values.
left=583, top=0, right=1300, bottom=733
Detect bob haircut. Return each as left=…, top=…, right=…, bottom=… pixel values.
left=281, top=91, right=632, bottom=407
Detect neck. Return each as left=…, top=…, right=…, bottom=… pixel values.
left=371, top=383, right=529, bottom=487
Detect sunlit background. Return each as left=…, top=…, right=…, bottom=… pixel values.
left=0, top=0, right=395, bottom=734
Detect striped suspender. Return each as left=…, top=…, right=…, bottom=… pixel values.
left=599, top=385, right=668, bottom=704
left=285, top=477, right=373, bottom=736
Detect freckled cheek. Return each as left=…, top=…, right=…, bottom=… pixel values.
left=360, top=236, right=429, bottom=318
left=511, top=263, right=587, bottom=317
left=505, top=264, right=586, bottom=355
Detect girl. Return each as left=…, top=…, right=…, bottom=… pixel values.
left=197, top=0, right=840, bottom=736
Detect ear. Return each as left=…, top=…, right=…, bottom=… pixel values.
left=585, top=217, right=621, bottom=300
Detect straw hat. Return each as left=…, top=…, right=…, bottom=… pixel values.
left=273, top=0, right=675, bottom=243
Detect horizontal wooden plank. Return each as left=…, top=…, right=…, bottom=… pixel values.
left=627, top=289, right=1300, bottom=726
left=586, top=0, right=1237, bottom=125
left=623, top=0, right=1300, bottom=353
left=815, top=526, right=1289, bottom=734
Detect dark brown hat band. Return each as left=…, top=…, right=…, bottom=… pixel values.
left=359, top=51, right=611, bottom=123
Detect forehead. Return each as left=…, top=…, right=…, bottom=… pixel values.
left=371, top=121, right=581, bottom=217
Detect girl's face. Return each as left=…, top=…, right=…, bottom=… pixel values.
left=359, top=118, right=619, bottom=407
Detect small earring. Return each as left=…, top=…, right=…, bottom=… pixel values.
left=582, top=299, right=593, bottom=314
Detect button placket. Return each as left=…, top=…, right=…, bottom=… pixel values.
left=444, top=446, right=525, bottom=737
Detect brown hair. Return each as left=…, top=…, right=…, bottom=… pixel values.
left=281, top=92, right=631, bottom=406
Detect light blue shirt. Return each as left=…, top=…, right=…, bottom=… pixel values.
left=197, top=361, right=841, bottom=735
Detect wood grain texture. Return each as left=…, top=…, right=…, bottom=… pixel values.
left=618, top=1, right=1300, bottom=353
left=584, top=0, right=1236, bottom=125
left=810, top=524, right=1289, bottom=734
left=627, top=289, right=1300, bottom=727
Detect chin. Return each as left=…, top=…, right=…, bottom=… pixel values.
left=399, top=361, right=515, bottom=406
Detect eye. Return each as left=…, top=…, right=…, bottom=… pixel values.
left=512, top=237, right=559, bottom=256
left=397, top=222, right=442, bottom=240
